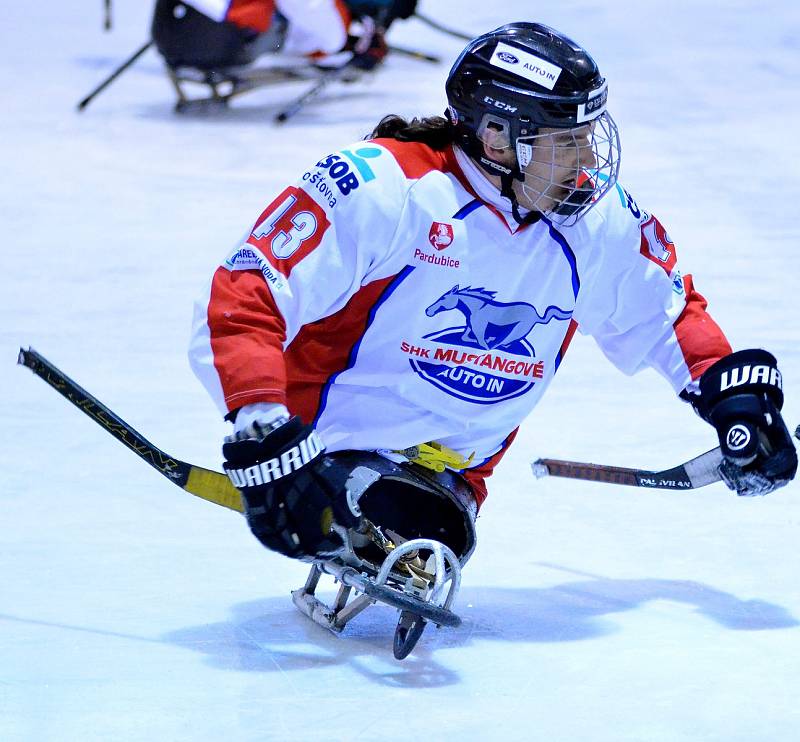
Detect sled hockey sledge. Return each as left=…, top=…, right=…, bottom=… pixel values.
left=165, top=59, right=364, bottom=120
left=287, top=450, right=477, bottom=658
left=294, top=533, right=463, bottom=659
left=20, top=347, right=779, bottom=659
left=77, top=8, right=465, bottom=121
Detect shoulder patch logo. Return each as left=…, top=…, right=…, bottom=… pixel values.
left=640, top=215, right=676, bottom=272
left=315, top=146, right=383, bottom=196
left=639, top=215, right=684, bottom=295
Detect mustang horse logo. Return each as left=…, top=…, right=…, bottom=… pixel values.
left=425, top=285, right=572, bottom=350
left=407, top=285, right=573, bottom=404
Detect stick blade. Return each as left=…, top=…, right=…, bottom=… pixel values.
left=531, top=460, right=550, bottom=479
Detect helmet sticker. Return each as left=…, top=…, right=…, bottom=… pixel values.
left=576, top=83, right=608, bottom=123
left=489, top=42, right=562, bottom=91
left=517, top=142, right=533, bottom=168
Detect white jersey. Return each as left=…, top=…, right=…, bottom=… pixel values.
left=189, top=138, right=730, bottom=504
left=184, top=1, right=348, bottom=54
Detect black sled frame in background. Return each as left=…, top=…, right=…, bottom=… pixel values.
left=77, top=11, right=456, bottom=123
left=76, top=41, right=379, bottom=123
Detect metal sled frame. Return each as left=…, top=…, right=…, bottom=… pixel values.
left=167, top=63, right=311, bottom=110
left=292, top=538, right=462, bottom=659
left=165, top=61, right=357, bottom=113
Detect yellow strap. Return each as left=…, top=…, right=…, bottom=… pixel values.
left=395, top=441, right=475, bottom=473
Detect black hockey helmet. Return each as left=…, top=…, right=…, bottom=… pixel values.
left=446, top=22, right=620, bottom=224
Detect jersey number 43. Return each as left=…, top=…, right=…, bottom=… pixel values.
left=249, top=186, right=330, bottom=272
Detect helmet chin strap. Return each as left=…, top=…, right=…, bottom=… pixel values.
left=499, top=172, right=540, bottom=226
left=474, top=147, right=540, bottom=227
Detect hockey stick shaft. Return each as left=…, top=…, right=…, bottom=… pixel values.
left=274, top=77, right=330, bottom=123
left=387, top=44, right=441, bottom=64
left=17, top=348, right=243, bottom=513
left=274, top=61, right=359, bottom=124
left=77, top=40, right=153, bottom=111
left=104, top=0, right=112, bottom=31
left=412, top=12, right=473, bottom=42
left=532, top=446, right=725, bottom=490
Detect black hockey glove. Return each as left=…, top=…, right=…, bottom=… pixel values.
left=345, top=18, right=388, bottom=71
left=690, top=349, right=797, bottom=496
left=223, top=417, right=361, bottom=559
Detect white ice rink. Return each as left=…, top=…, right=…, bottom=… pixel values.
left=2, top=1, right=799, bottom=740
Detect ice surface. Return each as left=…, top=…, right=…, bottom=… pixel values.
left=2, top=2, right=799, bottom=740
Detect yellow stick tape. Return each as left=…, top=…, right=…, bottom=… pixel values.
left=184, top=467, right=244, bottom=513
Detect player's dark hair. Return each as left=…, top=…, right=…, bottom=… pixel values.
left=367, top=114, right=456, bottom=150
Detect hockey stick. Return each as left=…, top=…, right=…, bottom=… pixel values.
left=17, top=347, right=243, bottom=513
left=532, top=446, right=726, bottom=490
left=77, top=40, right=153, bottom=111
left=534, top=426, right=800, bottom=491
left=274, top=75, right=332, bottom=123
left=412, top=12, right=473, bottom=42
left=104, top=0, right=112, bottom=31
left=274, top=61, right=362, bottom=124
left=387, top=44, right=441, bottom=64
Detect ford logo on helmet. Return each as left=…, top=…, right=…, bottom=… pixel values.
left=497, top=51, right=519, bottom=64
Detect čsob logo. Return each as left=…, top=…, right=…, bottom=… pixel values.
left=315, top=147, right=383, bottom=195
left=411, top=285, right=572, bottom=404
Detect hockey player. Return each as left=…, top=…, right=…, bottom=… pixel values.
left=151, top=0, right=416, bottom=71
left=189, top=22, right=797, bottom=566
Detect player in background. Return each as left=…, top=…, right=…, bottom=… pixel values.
left=151, top=0, right=417, bottom=72
left=189, top=22, right=797, bottom=567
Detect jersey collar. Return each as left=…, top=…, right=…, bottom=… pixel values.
left=451, top=146, right=534, bottom=232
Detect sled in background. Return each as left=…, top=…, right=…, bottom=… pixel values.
left=80, top=2, right=467, bottom=123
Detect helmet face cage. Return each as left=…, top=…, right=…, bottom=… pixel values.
left=447, top=23, right=623, bottom=225
left=515, top=111, right=620, bottom=226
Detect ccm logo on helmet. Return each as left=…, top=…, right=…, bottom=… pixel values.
left=226, top=431, right=324, bottom=487
left=719, top=365, right=782, bottom=392
left=483, top=95, right=518, bottom=113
